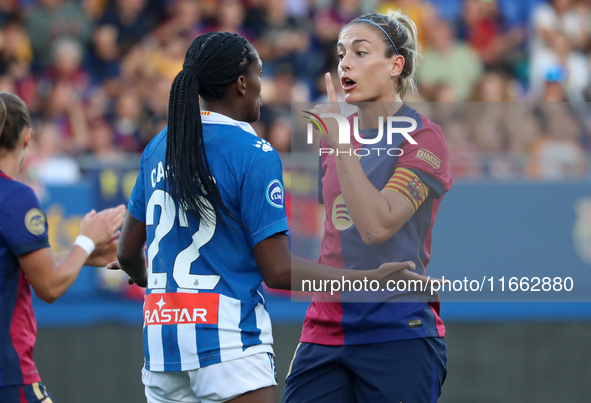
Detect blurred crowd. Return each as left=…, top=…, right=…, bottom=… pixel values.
left=1, top=0, right=591, bottom=182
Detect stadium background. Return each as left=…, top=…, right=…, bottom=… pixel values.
left=3, top=0, right=591, bottom=401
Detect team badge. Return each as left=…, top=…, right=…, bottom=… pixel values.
left=254, top=139, right=273, bottom=152
left=331, top=194, right=353, bottom=231
left=573, top=198, right=591, bottom=264
left=266, top=180, right=284, bottom=208
left=25, top=208, right=46, bottom=236
left=408, top=177, right=427, bottom=203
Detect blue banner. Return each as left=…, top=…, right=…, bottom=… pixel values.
left=32, top=181, right=591, bottom=327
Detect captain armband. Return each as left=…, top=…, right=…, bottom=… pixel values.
left=383, top=168, right=429, bottom=213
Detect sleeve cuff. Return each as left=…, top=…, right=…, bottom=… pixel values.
left=13, top=238, right=51, bottom=256
left=128, top=200, right=146, bottom=223
left=250, top=218, right=290, bottom=248
left=409, top=168, right=447, bottom=198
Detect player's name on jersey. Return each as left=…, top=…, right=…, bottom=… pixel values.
left=144, top=293, right=220, bottom=325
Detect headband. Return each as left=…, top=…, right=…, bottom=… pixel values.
left=356, top=18, right=399, bottom=55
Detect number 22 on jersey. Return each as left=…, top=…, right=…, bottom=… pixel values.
left=145, top=189, right=220, bottom=290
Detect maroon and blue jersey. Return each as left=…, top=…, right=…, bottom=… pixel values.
left=301, top=104, right=453, bottom=345
left=0, top=172, right=49, bottom=387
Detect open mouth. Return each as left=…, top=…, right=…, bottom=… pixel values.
left=341, top=77, right=357, bottom=91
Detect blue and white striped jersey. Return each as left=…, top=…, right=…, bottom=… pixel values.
left=128, top=111, right=289, bottom=372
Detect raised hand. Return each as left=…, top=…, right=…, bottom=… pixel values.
left=106, top=261, right=139, bottom=286
left=86, top=231, right=120, bottom=267
left=79, top=204, right=126, bottom=248
left=308, top=72, right=343, bottom=149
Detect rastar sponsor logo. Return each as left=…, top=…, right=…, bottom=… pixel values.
left=144, top=293, right=220, bottom=325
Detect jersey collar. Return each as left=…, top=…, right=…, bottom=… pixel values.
left=200, top=111, right=258, bottom=137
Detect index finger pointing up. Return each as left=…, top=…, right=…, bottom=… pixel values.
left=325, top=72, right=338, bottom=103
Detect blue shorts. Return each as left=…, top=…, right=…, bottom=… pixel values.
left=284, top=337, right=447, bottom=403
left=0, top=382, right=53, bottom=403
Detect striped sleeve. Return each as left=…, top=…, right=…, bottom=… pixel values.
left=383, top=167, right=429, bottom=213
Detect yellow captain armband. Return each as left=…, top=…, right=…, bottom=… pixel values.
left=383, top=167, right=429, bottom=213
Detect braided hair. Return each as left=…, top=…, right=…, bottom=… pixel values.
left=165, top=32, right=258, bottom=224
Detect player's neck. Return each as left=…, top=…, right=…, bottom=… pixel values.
left=0, top=151, right=21, bottom=179
left=201, top=101, right=245, bottom=123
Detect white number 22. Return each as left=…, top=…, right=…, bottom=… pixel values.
left=146, top=189, right=220, bottom=290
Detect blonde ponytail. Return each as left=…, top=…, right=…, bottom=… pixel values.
left=343, top=10, right=421, bottom=99
left=387, top=10, right=420, bottom=99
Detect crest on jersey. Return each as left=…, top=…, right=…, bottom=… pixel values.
left=331, top=194, right=353, bottom=231
left=254, top=139, right=273, bottom=152
left=408, top=177, right=427, bottom=203
left=573, top=198, right=591, bottom=264
left=25, top=208, right=46, bottom=236
left=266, top=180, right=284, bottom=208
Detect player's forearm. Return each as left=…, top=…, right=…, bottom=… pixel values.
left=45, top=246, right=90, bottom=302
left=266, top=256, right=379, bottom=291
left=292, top=256, right=375, bottom=290
left=53, top=251, right=69, bottom=264
left=334, top=153, right=401, bottom=242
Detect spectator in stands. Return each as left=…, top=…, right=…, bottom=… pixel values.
left=0, top=0, right=19, bottom=27
left=140, top=76, right=170, bottom=142
left=144, top=36, right=186, bottom=81
left=427, top=0, right=463, bottom=21
left=87, top=118, right=126, bottom=163
left=443, top=118, right=481, bottom=178
left=253, top=0, right=315, bottom=80
left=259, top=63, right=309, bottom=146
left=531, top=0, right=589, bottom=53
left=467, top=71, right=538, bottom=153
left=266, top=63, right=309, bottom=108
left=530, top=30, right=589, bottom=102
left=99, top=0, right=157, bottom=55
left=456, top=0, right=525, bottom=69
left=42, top=38, right=89, bottom=97
left=267, top=115, right=291, bottom=153
left=458, top=0, right=500, bottom=64
left=214, top=0, right=254, bottom=41
left=417, top=19, right=483, bottom=101
left=30, top=122, right=82, bottom=184
left=314, top=0, right=362, bottom=74
left=540, top=66, right=569, bottom=102
left=40, top=80, right=89, bottom=154
left=528, top=104, right=587, bottom=179
left=153, top=0, right=205, bottom=42
left=376, top=0, right=435, bottom=47
left=25, top=0, right=92, bottom=69
left=0, top=15, right=33, bottom=76
left=0, top=16, right=37, bottom=109
left=0, top=0, right=587, bottom=183
left=87, top=25, right=121, bottom=87
left=497, top=0, right=545, bottom=32
left=0, top=74, right=16, bottom=93
left=82, top=0, right=110, bottom=21
left=110, top=90, right=145, bottom=153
